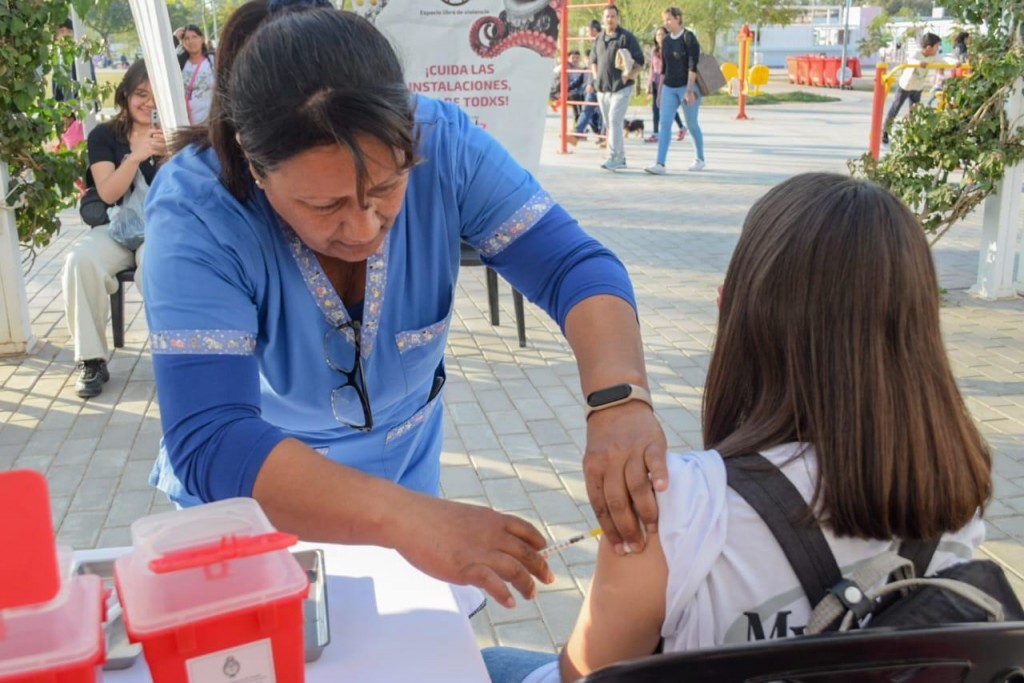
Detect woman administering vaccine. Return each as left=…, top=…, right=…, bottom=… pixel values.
left=144, top=0, right=667, bottom=607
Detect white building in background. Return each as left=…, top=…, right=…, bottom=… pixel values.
left=743, top=4, right=881, bottom=67
left=727, top=4, right=962, bottom=69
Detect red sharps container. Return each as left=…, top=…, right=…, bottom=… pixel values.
left=114, top=498, right=309, bottom=683
left=0, top=470, right=105, bottom=683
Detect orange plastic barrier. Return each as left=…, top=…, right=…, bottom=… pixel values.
left=796, top=56, right=810, bottom=85
left=823, top=57, right=841, bottom=87
left=786, top=55, right=861, bottom=88
left=786, top=56, right=798, bottom=83
left=809, top=57, right=825, bottom=86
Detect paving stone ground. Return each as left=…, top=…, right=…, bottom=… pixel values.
left=2, top=82, right=1022, bottom=656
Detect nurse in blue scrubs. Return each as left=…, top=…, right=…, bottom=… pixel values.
left=145, top=0, right=668, bottom=607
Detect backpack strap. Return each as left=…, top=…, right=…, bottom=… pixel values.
left=898, top=538, right=939, bottom=579
left=724, top=453, right=842, bottom=607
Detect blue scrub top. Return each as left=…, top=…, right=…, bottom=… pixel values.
left=144, top=95, right=635, bottom=507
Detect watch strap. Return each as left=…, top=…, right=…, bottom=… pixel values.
left=584, top=383, right=653, bottom=419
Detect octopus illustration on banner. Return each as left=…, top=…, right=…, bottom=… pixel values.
left=351, top=0, right=390, bottom=23
left=469, top=0, right=562, bottom=59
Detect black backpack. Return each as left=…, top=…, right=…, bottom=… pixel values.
left=724, top=453, right=1024, bottom=633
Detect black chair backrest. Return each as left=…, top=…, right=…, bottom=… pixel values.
left=580, top=621, right=1024, bottom=682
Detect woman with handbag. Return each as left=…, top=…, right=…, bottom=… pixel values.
left=173, top=24, right=216, bottom=125
left=64, top=60, right=166, bottom=398
left=644, top=7, right=705, bottom=175
left=644, top=26, right=685, bottom=144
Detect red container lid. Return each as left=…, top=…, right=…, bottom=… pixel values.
left=115, top=498, right=308, bottom=638
left=0, top=471, right=61, bottom=610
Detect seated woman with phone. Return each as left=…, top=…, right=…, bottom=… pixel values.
left=64, top=60, right=166, bottom=398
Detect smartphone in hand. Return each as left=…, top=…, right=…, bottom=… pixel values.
left=151, top=109, right=161, bottom=129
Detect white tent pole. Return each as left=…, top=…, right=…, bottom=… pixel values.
left=69, top=7, right=97, bottom=136
left=0, top=164, right=37, bottom=356
left=127, top=0, right=189, bottom=137
left=971, top=78, right=1023, bottom=300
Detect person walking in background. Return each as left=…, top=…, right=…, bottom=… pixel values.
left=645, top=26, right=684, bottom=144
left=645, top=7, right=704, bottom=175
left=590, top=5, right=644, bottom=171
left=173, top=24, right=215, bottom=124
left=882, top=32, right=946, bottom=145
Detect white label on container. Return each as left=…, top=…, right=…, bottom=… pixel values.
left=186, top=639, right=276, bottom=683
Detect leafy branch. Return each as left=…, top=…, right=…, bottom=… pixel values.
left=850, top=10, right=1024, bottom=246
left=0, top=0, right=108, bottom=249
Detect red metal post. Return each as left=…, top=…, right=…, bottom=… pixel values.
left=737, top=24, right=752, bottom=120
left=559, top=1, right=569, bottom=153
left=869, top=62, right=887, bottom=159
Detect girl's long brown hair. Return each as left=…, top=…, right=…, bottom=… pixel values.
left=703, top=173, right=990, bottom=540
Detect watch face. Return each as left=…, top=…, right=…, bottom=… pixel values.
left=587, top=384, right=631, bottom=407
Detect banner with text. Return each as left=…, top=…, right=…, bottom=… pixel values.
left=349, top=0, right=559, bottom=173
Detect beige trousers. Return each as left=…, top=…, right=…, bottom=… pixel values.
left=62, top=226, right=145, bottom=362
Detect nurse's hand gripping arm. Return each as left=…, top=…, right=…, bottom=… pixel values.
left=252, top=440, right=554, bottom=608
left=565, top=296, right=668, bottom=556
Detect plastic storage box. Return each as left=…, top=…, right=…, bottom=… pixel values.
left=0, top=470, right=106, bottom=683
left=114, top=498, right=309, bottom=683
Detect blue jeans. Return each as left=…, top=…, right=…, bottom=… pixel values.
left=657, top=84, right=704, bottom=165
left=650, top=80, right=684, bottom=135
left=575, top=91, right=602, bottom=135
left=482, top=647, right=558, bottom=683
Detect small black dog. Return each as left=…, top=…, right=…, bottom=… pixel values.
left=623, top=118, right=645, bottom=138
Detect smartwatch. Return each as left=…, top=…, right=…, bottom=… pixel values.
left=584, top=383, right=653, bottom=419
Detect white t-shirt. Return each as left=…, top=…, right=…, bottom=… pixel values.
left=182, top=56, right=215, bottom=125
left=897, top=49, right=952, bottom=92
left=526, top=444, right=985, bottom=683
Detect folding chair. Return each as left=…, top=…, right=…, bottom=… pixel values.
left=110, top=267, right=136, bottom=349
left=459, top=241, right=526, bottom=348
left=581, top=621, right=1024, bottom=682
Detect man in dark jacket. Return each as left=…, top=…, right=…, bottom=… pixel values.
left=589, top=5, right=644, bottom=171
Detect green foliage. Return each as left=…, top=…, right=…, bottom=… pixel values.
left=0, top=0, right=109, bottom=248
left=677, top=0, right=739, bottom=56
left=874, top=0, right=933, bottom=14
left=702, top=91, right=842, bottom=106
left=83, top=0, right=133, bottom=56
left=850, top=15, right=1024, bottom=245
left=559, top=0, right=792, bottom=57
left=734, top=0, right=798, bottom=37
left=858, top=11, right=893, bottom=57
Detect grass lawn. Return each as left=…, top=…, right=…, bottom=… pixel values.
left=628, top=90, right=840, bottom=108
left=701, top=91, right=842, bottom=106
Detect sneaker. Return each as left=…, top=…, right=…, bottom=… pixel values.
left=644, top=163, right=667, bottom=175
left=565, top=134, right=580, bottom=147
left=688, top=159, right=706, bottom=172
left=601, top=158, right=627, bottom=171
left=644, top=134, right=658, bottom=143
left=75, top=359, right=109, bottom=399
left=677, top=129, right=687, bottom=141
left=596, top=139, right=607, bottom=148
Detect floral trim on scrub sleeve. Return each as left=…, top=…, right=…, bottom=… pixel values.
left=476, top=190, right=555, bottom=258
